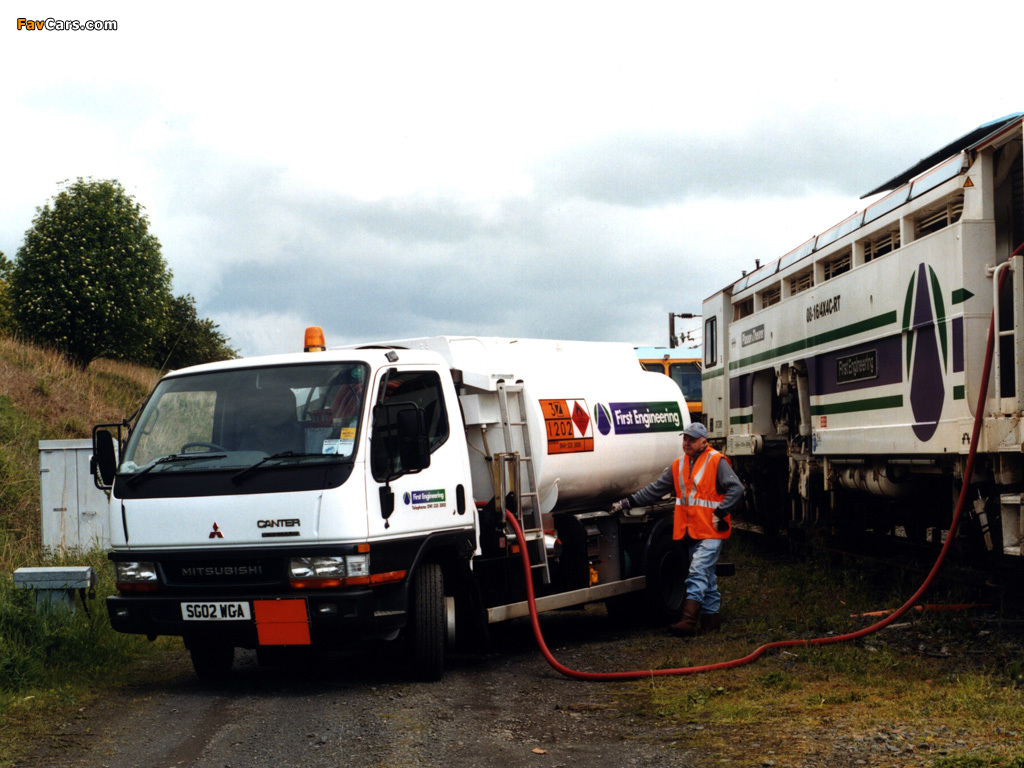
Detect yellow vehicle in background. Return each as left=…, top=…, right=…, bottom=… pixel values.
left=635, top=346, right=703, bottom=424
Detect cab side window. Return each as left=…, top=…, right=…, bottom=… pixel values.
left=371, top=371, right=450, bottom=480
left=381, top=371, right=449, bottom=449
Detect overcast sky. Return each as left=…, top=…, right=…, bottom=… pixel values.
left=3, top=2, right=1021, bottom=357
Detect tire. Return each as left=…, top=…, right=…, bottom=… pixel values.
left=188, top=642, right=234, bottom=679
left=409, top=562, right=446, bottom=681
left=644, top=529, right=688, bottom=625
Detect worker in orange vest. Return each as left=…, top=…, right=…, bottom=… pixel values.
left=612, top=422, right=743, bottom=636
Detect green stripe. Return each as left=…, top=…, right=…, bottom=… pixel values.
left=929, top=266, right=947, bottom=367
left=810, top=395, right=903, bottom=416
left=953, top=385, right=965, bottom=400
left=902, top=276, right=915, bottom=332
left=729, top=414, right=753, bottom=425
left=951, top=288, right=974, bottom=305
left=903, top=277, right=915, bottom=374
left=729, top=311, right=898, bottom=371
left=702, top=367, right=725, bottom=381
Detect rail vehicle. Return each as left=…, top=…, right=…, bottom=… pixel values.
left=701, top=113, right=1024, bottom=562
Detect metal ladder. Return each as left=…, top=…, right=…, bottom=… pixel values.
left=495, top=381, right=550, bottom=583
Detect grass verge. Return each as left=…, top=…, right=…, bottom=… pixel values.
left=0, top=335, right=163, bottom=765
left=611, top=535, right=1024, bottom=767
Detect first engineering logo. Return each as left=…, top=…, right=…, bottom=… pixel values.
left=17, top=17, right=118, bottom=31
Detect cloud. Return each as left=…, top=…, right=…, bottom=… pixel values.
left=5, top=2, right=1021, bottom=363
left=535, top=112, right=949, bottom=207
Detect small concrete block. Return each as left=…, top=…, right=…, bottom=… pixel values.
left=13, top=566, right=96, bottom=590
left=13, top=566, right=96, bottom=614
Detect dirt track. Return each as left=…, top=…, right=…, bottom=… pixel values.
left=18, top=607, right=709, bottom=768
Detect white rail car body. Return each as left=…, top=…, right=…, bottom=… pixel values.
left=701, top=114, right=1024, bottom=557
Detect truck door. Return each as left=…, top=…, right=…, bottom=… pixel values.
left=366, top=367, right=471, bottom=539
left=702, top=292, right=729, bottom=438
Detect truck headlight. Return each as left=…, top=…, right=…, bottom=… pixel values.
left=288, top=554, right=371, bottom=588
left=114, top=561, right=159, bottom=592
left=289, top=556, right=345, bottom=579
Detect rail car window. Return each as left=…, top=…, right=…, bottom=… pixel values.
left=641, top=362, right=666, bottom=374
left=789, top=269, right=813, bottom=295
left=822, top=250, right=851, bottom=280
left=704, top=318, right=717, bottom=368
left=863, top=229, right=900, bottom=262
left=734, top=297, right=754, bottom=320
left=759, top=284, right=781, bottom=308
left=915, top=196, right=964, bottom=238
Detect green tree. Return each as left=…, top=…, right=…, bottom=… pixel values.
left=10, top=178, right=174, bottom=368
left=152, top=293, right=237, bottom=371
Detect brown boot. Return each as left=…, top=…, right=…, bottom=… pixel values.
left=668, top=599, right=701, bottom=637
left=700, top=612, right=722, bottom=633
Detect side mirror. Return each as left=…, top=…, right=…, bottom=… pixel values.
left=396, top=407, right=431, bottom=472
left=371, top=402, right=431, bottom=481
left=92, top=427, right=118, bottom=489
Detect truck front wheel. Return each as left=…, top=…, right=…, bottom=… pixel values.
left=408, top=562, right=446, bottom=681
left=187, top=641, right=234, bottom=679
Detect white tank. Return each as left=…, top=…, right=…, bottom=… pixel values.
left=381, top=337, right=690, bottom=513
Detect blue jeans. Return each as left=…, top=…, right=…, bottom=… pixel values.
left=686, top=538, right=724, bottom=614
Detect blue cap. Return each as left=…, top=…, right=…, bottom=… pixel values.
left=682, top=422, right=708, bottom=439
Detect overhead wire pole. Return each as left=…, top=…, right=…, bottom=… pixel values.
left=668, top=312, right=698, bottom=348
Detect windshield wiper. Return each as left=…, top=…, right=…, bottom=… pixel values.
left=125, top=453, right=227, bottom=486
left=231, top=451, right=303, bottom=485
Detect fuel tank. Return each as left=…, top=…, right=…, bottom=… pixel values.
left=380, top=337, right=690, bottom=513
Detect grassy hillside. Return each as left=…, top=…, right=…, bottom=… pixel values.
left=0, top=334, right=158, bottom=556
left=0, top=334, right=169, bottom=761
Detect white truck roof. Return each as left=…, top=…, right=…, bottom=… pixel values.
left=346, top=336, right=644, bottom=392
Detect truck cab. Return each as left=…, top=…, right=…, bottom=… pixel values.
left=96, top=347, right=475, bottom=678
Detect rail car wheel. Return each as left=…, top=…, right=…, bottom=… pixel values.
left=408, top=562, right=446, bottom=681
left=748, top=474, right=785, bottom=538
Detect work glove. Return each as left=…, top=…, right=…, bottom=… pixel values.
left=610, top=498, right=631, bottom=515
left=713, top=514, right=729, bottom=533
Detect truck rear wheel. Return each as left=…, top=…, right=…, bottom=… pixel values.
left=188, top=642, right=234, bottom=679
left=409, top=562, right=446, bottom=681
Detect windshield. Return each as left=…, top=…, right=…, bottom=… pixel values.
left=120, top=362, right=368, bottom=475
left=669, top=362, right=702, bottom=402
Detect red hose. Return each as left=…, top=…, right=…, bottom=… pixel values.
left=506, top=253, right=1019, bottom=681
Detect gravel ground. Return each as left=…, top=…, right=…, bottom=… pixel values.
left=16, top=608, right=705, bottom=768
left=12, top=605, right=1022, bottom=768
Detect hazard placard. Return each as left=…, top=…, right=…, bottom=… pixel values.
left=540, top=399, right=594, bottom=454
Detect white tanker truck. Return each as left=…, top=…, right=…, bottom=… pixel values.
left=92, top=333, right=691, bottom=679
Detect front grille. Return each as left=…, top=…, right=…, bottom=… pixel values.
left=161, top=559, right=283, bottom=588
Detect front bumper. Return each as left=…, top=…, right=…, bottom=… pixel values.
left=107, top=585, right=407, bottom=649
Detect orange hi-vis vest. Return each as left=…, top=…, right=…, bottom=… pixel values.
left=671, top=448, right=731, bottom=541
